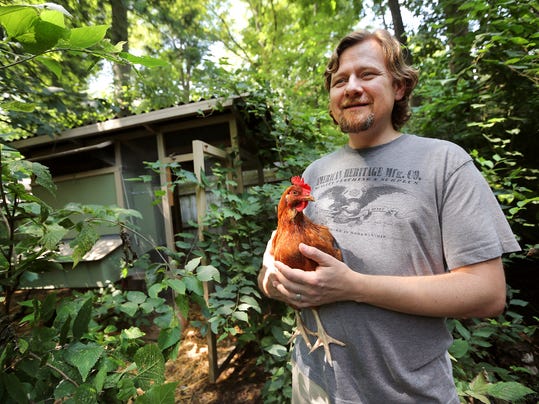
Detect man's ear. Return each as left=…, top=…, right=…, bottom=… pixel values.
left=393, top=79, right=406, bottom=101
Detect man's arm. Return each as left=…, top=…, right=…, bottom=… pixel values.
left=270, top=243, right=506, bottom=319
left=258, top=232, right=289, bottom=302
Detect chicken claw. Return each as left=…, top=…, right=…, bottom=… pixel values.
left=309, top=308, right=346, bottom=367
left=289, top=309, right=316, bottom=349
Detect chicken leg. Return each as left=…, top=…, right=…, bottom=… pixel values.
left=290, top=308, right=345, bottom=367
left=289, top=309, right=316, bottom=349
left=308, top=308, right=346, bottom=366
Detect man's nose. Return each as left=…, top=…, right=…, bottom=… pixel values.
left=345, top=75, right=364, bottom=96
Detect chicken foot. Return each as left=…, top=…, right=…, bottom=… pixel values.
left=289, top=309, right=316, bottom=349
left=309, top=308, right=346, bottom=367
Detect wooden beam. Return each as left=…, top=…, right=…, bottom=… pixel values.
left=157, top=133, right=175, bottom=252
left=228, top=118, right=243, bottom=193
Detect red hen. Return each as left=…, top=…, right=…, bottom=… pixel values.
left=271, top=176, right=345, bottom=366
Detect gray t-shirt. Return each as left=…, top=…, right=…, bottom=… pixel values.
left=293, top=134, right=520, bottom=403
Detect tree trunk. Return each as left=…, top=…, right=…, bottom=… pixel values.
left=441, top=0, right=470, bottom=74
left=110, top=0, right=131, bottom=116
left=387, top=0, right=413, bottom=66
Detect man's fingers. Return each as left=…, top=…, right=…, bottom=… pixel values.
left=298, top=243, right=336, bottom=266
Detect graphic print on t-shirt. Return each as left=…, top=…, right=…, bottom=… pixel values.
left=308, top=166, right=423, bottom=242
left=317, top=185, right=405, bottom=225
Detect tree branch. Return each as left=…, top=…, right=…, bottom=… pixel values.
left=28, top=351, right=80, bottom=387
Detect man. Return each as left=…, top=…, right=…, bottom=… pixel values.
left=258, top=29, right=520, bottom=403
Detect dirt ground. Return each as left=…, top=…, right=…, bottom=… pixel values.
left=167, top=324, right=266, bottom=403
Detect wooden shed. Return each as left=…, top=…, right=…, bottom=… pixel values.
left=11, top=95, right=278, bottom=382
left=11, top=95, right=273, bottom=288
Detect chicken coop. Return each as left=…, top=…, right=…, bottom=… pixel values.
left=10, top=95, right=276, bottom=381
left=12, top=95, right=273, bottom=285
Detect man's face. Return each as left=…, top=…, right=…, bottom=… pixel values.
left=329, top=39, right=404, bottom=136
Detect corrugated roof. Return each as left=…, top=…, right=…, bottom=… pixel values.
left=11, top=96, right=239, bottom=149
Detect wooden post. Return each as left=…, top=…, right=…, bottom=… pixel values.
left=169, top=140, right=232, bottom=383
left=157, top=133, right=176, bottom=252
left=192, top=140, right=218, bottom=382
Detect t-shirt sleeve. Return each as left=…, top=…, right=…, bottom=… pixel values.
left=440, top=160, right=521, bottom=270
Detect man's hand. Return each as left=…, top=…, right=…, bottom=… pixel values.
left=271, top=243, right=357, bottom=308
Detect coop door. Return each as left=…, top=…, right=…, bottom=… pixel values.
left=165, top=140, right=232, bottom=237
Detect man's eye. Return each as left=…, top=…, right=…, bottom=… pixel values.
left=332, top=78, right=346, bottom=87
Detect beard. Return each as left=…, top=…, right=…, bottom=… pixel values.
left=337, top=111, right=375, bottom=133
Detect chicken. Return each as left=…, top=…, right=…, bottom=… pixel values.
left=271, top=176, right=345, bottom=366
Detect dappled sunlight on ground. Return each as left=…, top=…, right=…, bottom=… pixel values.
left=166, top=311, right=265, bottom=403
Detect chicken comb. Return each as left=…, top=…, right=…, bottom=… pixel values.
left=291, top=176, right=311, bottom=194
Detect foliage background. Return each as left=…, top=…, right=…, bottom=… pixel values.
left=1, top=0, right=537, bottom=403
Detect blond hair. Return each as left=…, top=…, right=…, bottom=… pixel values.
left=324, top=29, right=418, bottom=129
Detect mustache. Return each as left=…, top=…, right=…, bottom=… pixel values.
left=341, top=98, right=371, bottom=108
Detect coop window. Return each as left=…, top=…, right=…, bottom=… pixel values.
left=32, top=141, right=115, bottom=177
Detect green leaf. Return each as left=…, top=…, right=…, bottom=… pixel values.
left=67, top=25, right=109, bottom=49
left=71, top=223, right=99, bottom=267
left=135, top=382, right=178, bottom=404
left=65, top=342, right=104, bottom=382
left=30, top=19, right=68, bottom=52
left=469, top=371, right=490, bottom=395
left=175, top=293, right=189, bottom=320
left=121, top=326, right=146, bottom=340
left=0, top=6, right=38, bottom=39
left=120, top=301, right=139, bottom=317
left=471, top=327, right=495, bottom=339
left=232, top=311, right=249, bottom=322
left=134, top=344, right=165, bottom=391
left=215, top=303, right=234, bottom=316
left=39, top=9, right=67, bottom=28
left=73, top=383, right=98, bottom=403
left=449, top=338, right=469, bottom=359
left=183, top=276, right=203, bottom=295
left=31, top=162, right=56, bottom=194
left=17, top=338, right=29, bottom=354
left=153, top=311, right=173, bottom=329
left=0, top=372, right=30, bottom=404
left=509, top=299, right=528, bottom=307
left=59, top=314, right=71, bottom=345
left=148, top=283, right=165, bottom=299
left=157, top=327, right=181, bottom=351
left=37, top=55, right=62, bottom=79
left=487, top=381, right=534, bottom=401
left=127, top=291, right=147, bottom=304
left=41, top=223, right=67, bottom=250
left=239, top=295, right=261, bottom=313
left=196, top=265, right=220, bottom=282
left=93, top=359, right=107, bottom=393
left=40, top=292, right=57, bottom=323
left=264, top=343, right=288, bottom=358
left=73, top=298, right=92, bottom=340
left=184, top=257, right=201, bottom=272
left=54, top=379, right=77, bottom=401
left=465, top=390, right=490, bottom=404
left=0, top=100, right=35, bottom=112
left=119, top=52, right=168, bottom=67
left=165, top=278, right=186, bottom=294
left=454, top=320, right=471, bottom=340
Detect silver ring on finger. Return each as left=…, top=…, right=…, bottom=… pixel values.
left=295, top=293, right=302, bottom=302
